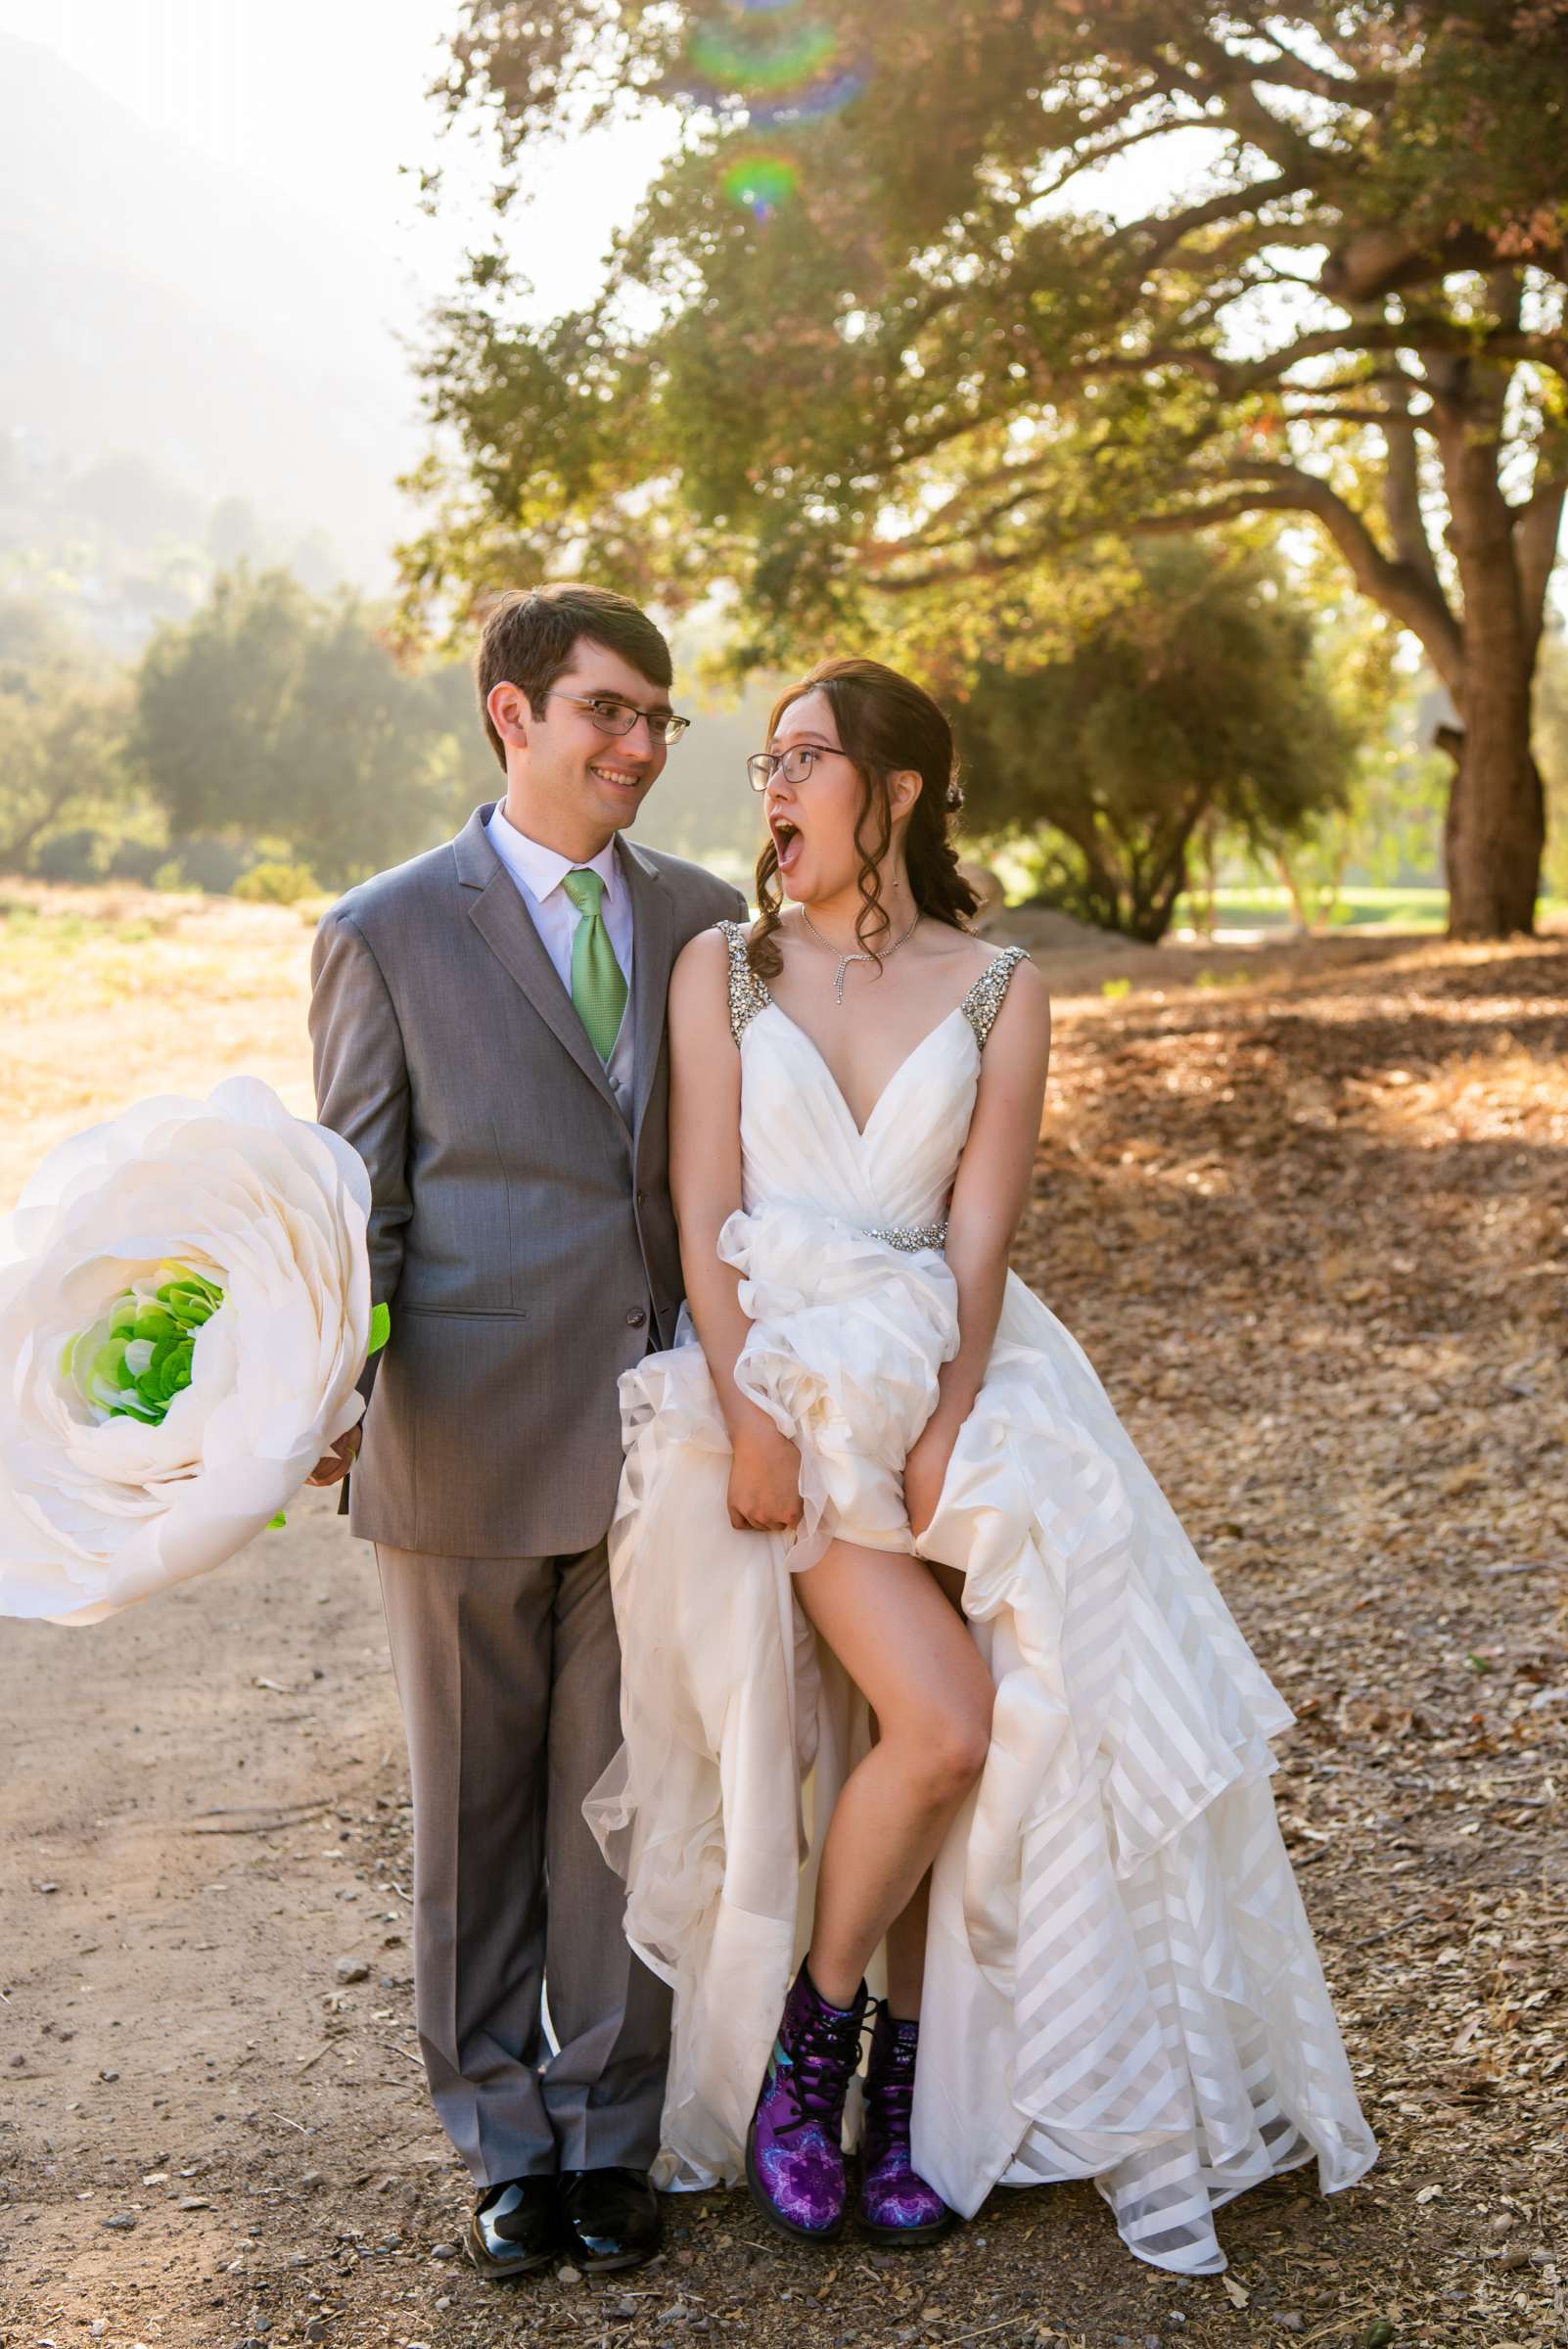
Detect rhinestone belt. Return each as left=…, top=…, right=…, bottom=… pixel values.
left=865, top=1221, right=947, bottom=1255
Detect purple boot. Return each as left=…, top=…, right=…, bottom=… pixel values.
left=858, top=2002, right=955, bottom=2243
left=746, top=1961, right=867, bottom=2242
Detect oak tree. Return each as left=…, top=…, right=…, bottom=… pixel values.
left=951, top=540, right=1357, bottom=940
left=412, top=1, right=1568, bottom=937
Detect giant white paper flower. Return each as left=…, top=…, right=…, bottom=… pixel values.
left=0, top=1078, right=384, bottom=1627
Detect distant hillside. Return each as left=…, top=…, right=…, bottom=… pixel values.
left=0, top=29, right=425, bottom=594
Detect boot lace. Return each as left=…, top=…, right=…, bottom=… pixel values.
left=775, top=1998, right=866, bottom=2137
left=867, top=2025, right=917, bottom=2147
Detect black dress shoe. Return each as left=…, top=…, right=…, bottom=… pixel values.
left=465, top=2176, right=557, bottom=2279
left=557, top=2166, right=662, bottom=2273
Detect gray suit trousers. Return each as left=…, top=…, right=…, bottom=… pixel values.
left=376, top=1541, right=670, bottom=2184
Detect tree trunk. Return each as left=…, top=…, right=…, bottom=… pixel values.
left=1194, top=815, right=1219, bottom=937
left=1440, top=668, right=1545, bottom=939
left=1272, top=846, right=1315, bottom=935
left=1427, top=343, right=1546, bottom=939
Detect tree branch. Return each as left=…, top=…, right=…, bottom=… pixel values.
left=1174, top=32, right=1367, bottom=170
left=1113, top=169, right=1314, bottom=267
left=871, top=449, right=1467, bottom=683
left=1281, top=403, right=1427, bottom=431
left=1026, top=106, right=1196, bottom=210
left=865, top=465, right=1463, bottom=695
left=1215, top=457, right=1463, bottom=681
left=1009, top=319, right=1564, bottom=407
left=1319, top=226, right=1507, bottom=304
left=888, top=456, right=1056, bottom=554
left=1225, top=18, right=1395, bottom=107
left=1284, top=363, right=1427, bottom=399
left=1228, top=319, right=1568, bottom=392
left=867, top=485, right=1337, bottom=594
left=1380, top=374, right=1450, bottom=615
left=1246, top=264, right=1328, bottom=290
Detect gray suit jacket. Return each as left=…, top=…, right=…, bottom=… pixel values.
left=309, top=804, right=747, bottom=1556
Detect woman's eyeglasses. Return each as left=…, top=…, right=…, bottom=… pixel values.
left=746, top=745, right=854, bottom=792
left=547, top=692, right=691, bottom=745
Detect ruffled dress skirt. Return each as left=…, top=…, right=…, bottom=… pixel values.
left=585, top=1199, right=1377, bottom=2275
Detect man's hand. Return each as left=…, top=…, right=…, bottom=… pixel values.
left=307, top=1424, right=362, bottom=1487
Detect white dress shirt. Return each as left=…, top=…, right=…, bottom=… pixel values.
left=485, top=804, right=635, bottom=995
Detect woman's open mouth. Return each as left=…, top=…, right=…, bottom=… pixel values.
left=770, top=814, right=803, bottom=873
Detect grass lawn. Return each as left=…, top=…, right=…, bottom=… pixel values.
left=1175, top=883, right=1451, bottom=931
left=1176, top=884, right=1568, bottom=934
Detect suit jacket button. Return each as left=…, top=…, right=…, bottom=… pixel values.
left=626, top=1306, right=648, bottom=1328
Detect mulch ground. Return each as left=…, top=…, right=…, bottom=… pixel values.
left=2, top=933, right=1563, bottom=2349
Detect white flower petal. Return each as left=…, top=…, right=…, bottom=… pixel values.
left=0, top=1080, right=373, bottom=1625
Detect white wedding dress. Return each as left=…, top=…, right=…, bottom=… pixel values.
left=585, top=923, right=1376, bottom=2276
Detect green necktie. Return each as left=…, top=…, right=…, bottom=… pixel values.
left=561, top=866, right=628, bottom=1061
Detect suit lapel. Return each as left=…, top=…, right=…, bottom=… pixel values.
left=619, top=837, right=676, bottom=1141
left=456, top=806, right=621, bottom=1114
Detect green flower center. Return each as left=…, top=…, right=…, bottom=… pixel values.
left=66, top=1264, right=224, bottom=1425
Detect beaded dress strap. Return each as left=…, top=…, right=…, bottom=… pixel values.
left=718, top=919, right=771, bottom=1045
left=961, top=945, right=1028, bottom=1050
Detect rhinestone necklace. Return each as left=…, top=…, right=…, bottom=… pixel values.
left=801, top=904, right=921, bottom=1005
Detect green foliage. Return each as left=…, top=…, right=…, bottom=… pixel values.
left=1364, top=3, right=1568, bottom=249
left=951, top=543, right=1357, bottom=941
left=1250, top=579, right=1451, bottom=922
left=130, top=567, right=320, bottom=840
left=412, top=4, right=1563, bottom=649
left=0, top=614, right=144, bottom=873
left=0, top=592, right=80, bottom=681
left=232, top=859, right=321, bottom=905
left=414, top=3, right=1567, bottom=930
left=129, top=567, right=497, bottom=889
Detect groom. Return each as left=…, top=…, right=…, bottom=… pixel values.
left=307, top=583, right=746, bottom=2279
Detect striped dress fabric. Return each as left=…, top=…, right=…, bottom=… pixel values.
left=585, top=930, right=1377, bottom=2275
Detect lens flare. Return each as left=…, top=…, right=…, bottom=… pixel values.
left=720, top=153, right=801, bottom=220
left=748, top=67, right=865, bottom=125
left=693, top=4, right=868, bottom=220
left=688, top=21, right=839, bottom=94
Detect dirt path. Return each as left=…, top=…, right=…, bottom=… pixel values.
left=2, top=929, right=1564, bottom=2349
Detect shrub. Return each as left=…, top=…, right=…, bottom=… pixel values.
left=233, top=859, right=320, bottom=905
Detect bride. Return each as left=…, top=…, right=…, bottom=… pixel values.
left=585, top=657, right=1376, bottom=2275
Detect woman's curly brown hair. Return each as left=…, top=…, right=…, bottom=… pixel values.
left=748, top=658, right=979, bottom=981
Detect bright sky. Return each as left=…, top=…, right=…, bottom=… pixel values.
left=0, top=0, right=1235, bottom=321
left=0, top=0, right=678, bottom=322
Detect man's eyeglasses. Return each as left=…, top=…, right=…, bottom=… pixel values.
left=547, top=692, right=691, bottom=745
left=746, top=744, right=853, bottom=792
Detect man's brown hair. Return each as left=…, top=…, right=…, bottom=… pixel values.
left=474, top=583, right=673, bottom=772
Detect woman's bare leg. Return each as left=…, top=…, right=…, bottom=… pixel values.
left=793, top=1540, right=992, bottom=2011
left=884, top=1867, right=932, bottom=2018
left=882, top=1561, right=970, bottom=2015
